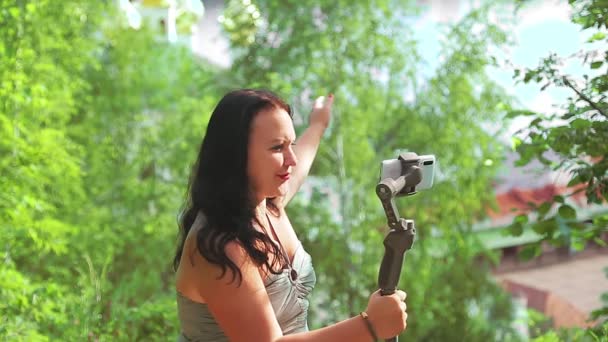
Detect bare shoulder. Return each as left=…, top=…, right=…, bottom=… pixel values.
left=177, top=228, right=257, bottom=292
left=177, top=227, right=282, bottom=341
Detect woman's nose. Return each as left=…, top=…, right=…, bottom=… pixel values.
left=285, top=147, right=297, bottom=166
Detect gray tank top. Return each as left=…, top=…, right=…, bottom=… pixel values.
left=176, top=216, right=316, bottom=341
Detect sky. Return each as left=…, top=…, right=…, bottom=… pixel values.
left=412, top=0, right=595, bottom=136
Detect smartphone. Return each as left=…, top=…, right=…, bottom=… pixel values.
left=379, top=154, right=436, bottom=191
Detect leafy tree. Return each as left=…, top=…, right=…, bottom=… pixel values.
left=507, top=0, right=607, bottom=255
left=1, top=1, right=106, bottom=338
left=506, top=0, right=608, bottom=338
left=1, top=1, right=217, bottom=340
left=2, top=0, right=531, bottom=340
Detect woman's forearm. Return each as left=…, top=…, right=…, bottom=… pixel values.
left=286, top=122, right=327, bottom=198
left=276, top=315, right=375, bottom=342
left=294, top=122, right=326, bottom=172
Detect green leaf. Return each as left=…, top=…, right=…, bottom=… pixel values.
left=590, top=61, right=603, bottom=69
left=537, top=202, right=552, bottom=218
left=532, top=218, right=556, bottom=235
left=519, top=243, right=541, bottom=261
left=568, top=175, right=583, bottom=187
left=594, top=237, right=607, bottom=247
left=530, top=117, right=543, bottom=127
left=570, top=118, right=592, bottom=129
left=590, top=307, right=608, bottom=321
left=9, top=7, right=20, bottom=18
left=558, top=204, right=577, bottom=220
left=587, top=32, right=606, bottom=43
left=570, top=238, right=585, bottom=251
left=523, top=70, right=536, bottom=83
left=505, top=109, right=537, bottom=119
left=514, top=214, right=529, bottom=225
left=511, top=137, right=522, bottom=150
left=509, top=221, right=524, bottom=236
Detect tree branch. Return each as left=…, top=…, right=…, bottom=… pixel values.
left=562, top=76, right=608, bottom=118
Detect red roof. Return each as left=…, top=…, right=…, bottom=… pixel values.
left=484, top=150, right=597, bottom=226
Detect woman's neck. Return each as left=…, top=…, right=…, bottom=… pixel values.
left=253, top=198, right=268, bottom=222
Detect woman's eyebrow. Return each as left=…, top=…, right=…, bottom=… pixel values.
left=270, top=137, right=294, bottom=143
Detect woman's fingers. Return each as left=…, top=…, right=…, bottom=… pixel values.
left=313, top=94, right=334, bottom=109
left=313, top=96, right=325, bottom=109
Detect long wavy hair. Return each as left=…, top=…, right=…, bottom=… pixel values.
left=174, top=89, right=292, bottom=285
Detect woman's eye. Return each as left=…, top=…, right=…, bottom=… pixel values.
left=271, top=141, right=295, bottom=151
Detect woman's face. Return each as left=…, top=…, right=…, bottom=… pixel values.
left=247, top=107, right=297, bottom=202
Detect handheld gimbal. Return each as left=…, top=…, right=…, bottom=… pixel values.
left=376, top=152, right=423, bottom=342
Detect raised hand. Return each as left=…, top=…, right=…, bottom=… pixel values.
left=309, top=93, right=334, bottom=129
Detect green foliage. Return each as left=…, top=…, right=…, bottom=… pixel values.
left=505, top=0, right=608, bottom=339
left=507, top=0, right=608, bottom=253
left=526, top=309, right=608, bottom=341
left=1, top=0, right=219, bottom=340
left=530, top=322, right=608, bottom=342
left=1, top=0, right=544, bottom=340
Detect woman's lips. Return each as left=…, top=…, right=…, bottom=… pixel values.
left=278, top=173, right=290, bottom=181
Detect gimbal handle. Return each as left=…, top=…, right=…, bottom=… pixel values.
left=378, top=219, right=415, bottom=295
left=375, top=153, right=421, bottom=342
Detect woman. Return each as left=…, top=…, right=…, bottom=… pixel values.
left=174, top=89, right=408, bottom=341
